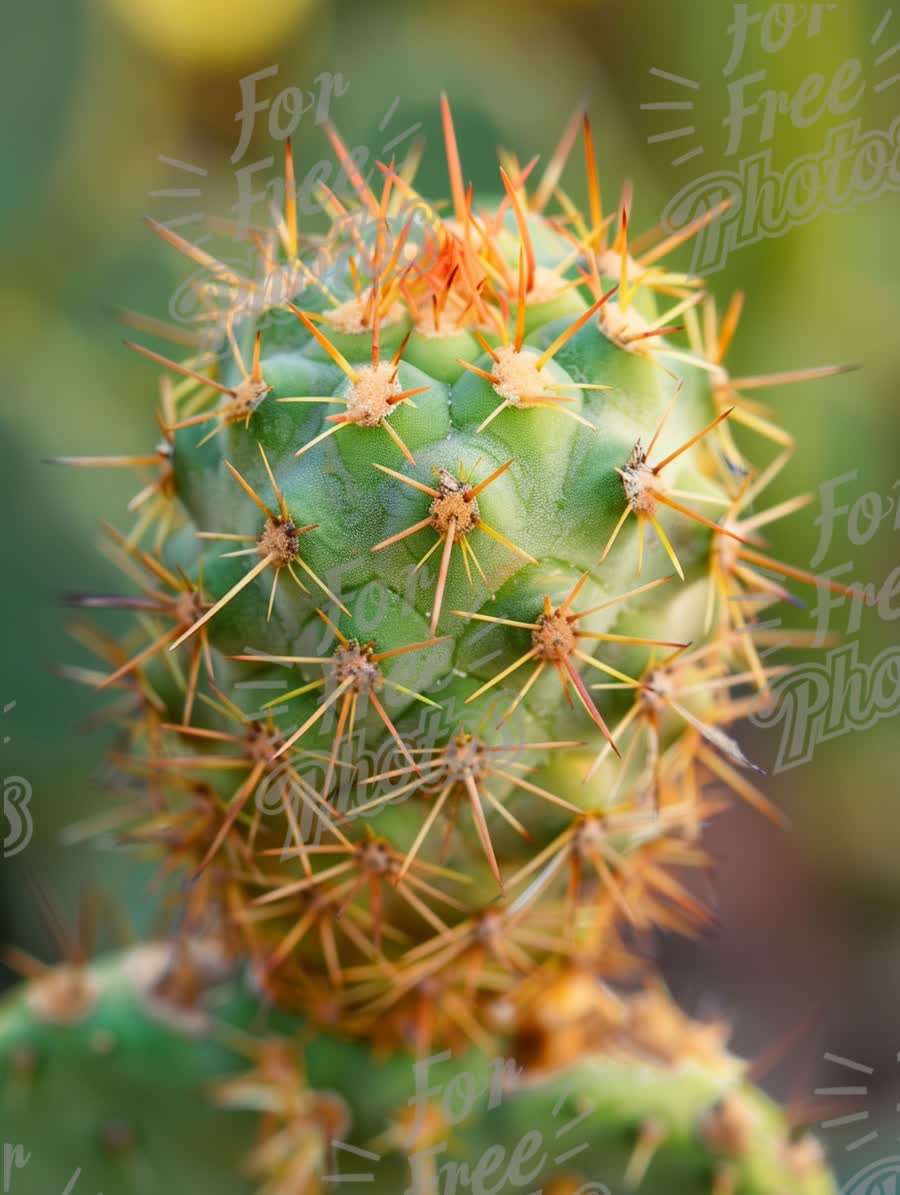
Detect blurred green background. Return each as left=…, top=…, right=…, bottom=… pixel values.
left=1, top=0, right=897, bottom=1183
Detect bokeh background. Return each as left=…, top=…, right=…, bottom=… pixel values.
left=1, top=0, right=897, bottom=1184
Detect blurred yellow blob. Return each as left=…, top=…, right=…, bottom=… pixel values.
left=105, top=0, right=317, bottom=68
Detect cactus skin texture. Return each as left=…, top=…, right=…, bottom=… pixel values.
left=5, top=99, right=857, bottom=1193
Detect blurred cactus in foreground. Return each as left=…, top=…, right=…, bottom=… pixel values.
left=1, top=98, right=863, bottom=1193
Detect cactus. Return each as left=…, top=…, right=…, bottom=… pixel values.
left=0, top=940, right=831, bottom=1195
left=4, top=99, right=859, bottom=1193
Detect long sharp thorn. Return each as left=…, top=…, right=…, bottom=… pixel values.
left=124, top=341, right=235, bottom=397
left=371, top=636, right=450, bottom=664
left=737, top=547, right=871, bottom=601
left=652, top=407, right=734, bottom=474
left=652, top=493, right=746, bottom=543
left=373, top=462, right=439, bottom=497
left=649, top=516, right=684, bottom=580
left=145, top=217, right=246, bottom=286
left=195, top=761, right=266, bottom=874
left=639, top=198, right=731, bottom=268
left=440, top=93, right=467, bottom=225
left=514, top=246, right=527, bottom=350
left=576, top=574, right=673, bottom=619
left=729, top=363, right=860, bottom=391
left=170, top=554, right=273, bottom=651
left=224, top=460, right=276, bottom=520
left=397, top=786, right=452, bottom=884
left=476, top=522, right=538, bottom=564
left=48, top=454, right=163, bottom=469
left=564, top=658, right=620, bottom=757
left=274, top=676, right=356, bottom=759
left=322, top=121, right=379, bottom=215
left=466, top=648, right=540, bottom=704
left=645, top=380, right=684, bottom=460
left=717, top=291, right=744, bottom=362
left=372, top=517, right=433, bottom=552
left=368, top=690, right=420, bottom=777
left=464, top=775, right=502, bottom=887
left=535, top=285, right=618, bottom=370
left=465, top=458, right=513, bottom=500
left=293, top=554, right=351, bottom=616
left=532, top=105, right=583, bottom=213
left=499, top=169, right=535, bottom=295
left=284, top=138, right=298, bottom=258
left=431, top=519, right=457, bottom=633
left=599, top=504, right=632, bottom=562
left=582, top=113, right=603, bottom=237
left=100, top=625, right=182, bottom=689
left=380, top=418, right=416, bottom=464
left=287, top=304, right=360, bottom=383
left=295, top=422, right=344, bottom=458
